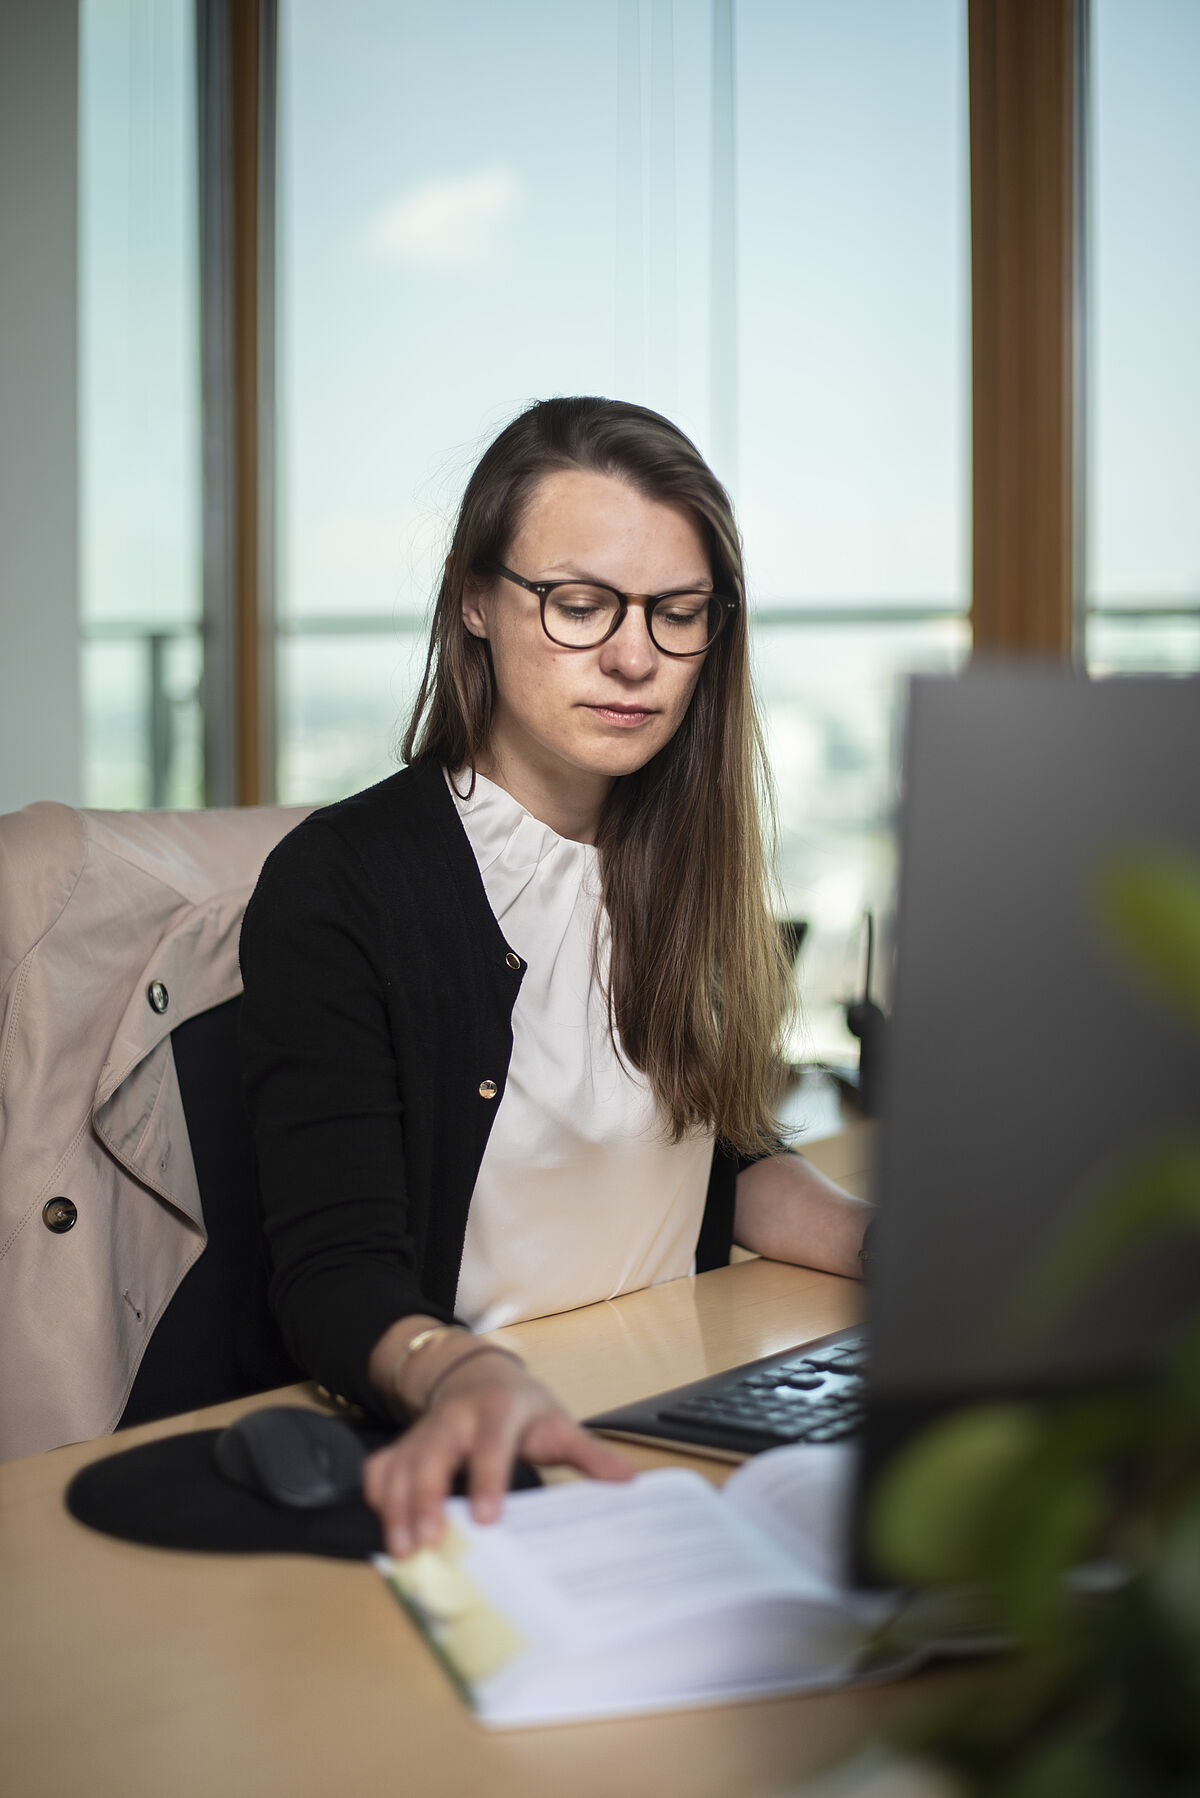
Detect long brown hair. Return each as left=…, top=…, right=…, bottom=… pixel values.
left=404, top=397, right=789, bottom=1154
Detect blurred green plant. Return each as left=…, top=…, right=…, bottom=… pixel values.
left=864, top=850, right=1200, bottom=1798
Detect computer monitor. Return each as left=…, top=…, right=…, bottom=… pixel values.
left=853, top=669, right=1200, bottom=1580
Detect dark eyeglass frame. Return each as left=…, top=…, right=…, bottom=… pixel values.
left=485, top=563, right=739, bottom=657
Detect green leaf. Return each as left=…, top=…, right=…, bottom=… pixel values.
left=869, top=1403, right=1043, bottom=1587
left=1095, top=850, right=1200, bottom=1027
left=991, top=1721, right=1127, bottom=1798
left=1163, top=1315, right=1200, bottom=1426
left=989, top=1471, right=1106, bottom=1642
left=971, top=1393, right=1129, bottom=1641
left=1099, top=1576, right=1200, bottom=1773
left=1151, top=1495, right=1200, bottom=1652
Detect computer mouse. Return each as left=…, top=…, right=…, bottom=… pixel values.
left=213, top=1406, right=366, bottom=1509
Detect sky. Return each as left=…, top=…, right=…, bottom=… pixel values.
left=274, top=0, right=969, bottom=618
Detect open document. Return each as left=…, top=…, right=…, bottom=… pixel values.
left=374, top=1444, right=935, bottom=1728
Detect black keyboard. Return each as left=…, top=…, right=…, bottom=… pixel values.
left=584, top=1328, right=867, bottom=1459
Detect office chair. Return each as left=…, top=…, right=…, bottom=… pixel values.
left=0, top=799, right=311, bottom=1459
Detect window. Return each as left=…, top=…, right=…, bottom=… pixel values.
left=1085, top=0, right=1200, bottom=676
left=275, top=0, right=969, bottom=1058
left=72, top=2, right=1200, bottom=1067
left=79, top=0, right=203, bottom=808
left=737, top=0, right=969, bottom=1056
left=275, top=0, right=720, bottom=803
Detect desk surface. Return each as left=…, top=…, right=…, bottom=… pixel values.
left=0, top=1124, right=918, bottom=1798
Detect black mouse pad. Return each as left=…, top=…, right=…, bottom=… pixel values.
left=65, top=1417, right=542, bottom=1560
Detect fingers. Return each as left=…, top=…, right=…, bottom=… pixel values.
left=464, top=1421, right=521, bottom=1526
left=522, top=1412, right=637, bottom=1483
left=363, top=1379, right=639, bottom=1559
left=365, top=1412, right=469, bottom=1557
left=365, top=1392, right=521, bottom=1555
left=410, top=1421, right=476, bottom=1547
left=570, top=1429, right=639, bottom=1483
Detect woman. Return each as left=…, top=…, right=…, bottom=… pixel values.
left=240, top=397, right=872, bottom=1557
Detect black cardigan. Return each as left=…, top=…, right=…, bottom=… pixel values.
left=239, top=758, right=738, bottom=1411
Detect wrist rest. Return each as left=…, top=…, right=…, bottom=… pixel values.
left=65, top=1415, right=541, bottom=1559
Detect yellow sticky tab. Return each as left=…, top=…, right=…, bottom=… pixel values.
left=391, top=1546, right=477, bottom=1620
left=380, top=1524, right=526, bottom=1687
left=439, top=1603, right=527, bottom=1685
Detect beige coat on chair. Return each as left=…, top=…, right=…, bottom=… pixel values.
left=0, top=801, right=309, bottom=1461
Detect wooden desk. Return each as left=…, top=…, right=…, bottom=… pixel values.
left=0, top=1134, right=908, bottom=1798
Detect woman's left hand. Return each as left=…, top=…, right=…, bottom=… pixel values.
left=363, top=1347, right=635, bottom=1556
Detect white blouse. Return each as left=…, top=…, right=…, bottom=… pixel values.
left=449, top=771, right=713, bottom=1331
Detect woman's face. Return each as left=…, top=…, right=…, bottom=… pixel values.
left=462, top=468, right=712, bottom=830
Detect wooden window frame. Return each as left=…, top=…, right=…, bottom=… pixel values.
left=198, top=0, right=276, bottom=806
left=968, top=0, right=1085, bottom=661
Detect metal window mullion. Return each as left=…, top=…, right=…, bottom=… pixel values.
left=148, top=633, right=171, bottom=808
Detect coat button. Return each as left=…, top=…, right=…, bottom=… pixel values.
left=505, top=951, right=521, bottom=971
left=478, top=1079, right=498, bottom=1100
left=43, top=1197, right=78, bottom=1233
left=147, top=980, right=169, bottom=1014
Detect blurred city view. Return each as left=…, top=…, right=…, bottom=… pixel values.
left=79, top=0, right=1199, bottom=1064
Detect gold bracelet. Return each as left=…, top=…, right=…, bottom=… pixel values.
left=388, top=1323, right=465, bottom=1412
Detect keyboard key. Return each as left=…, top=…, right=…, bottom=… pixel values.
left=796, top=1351, right=849, bottom=1371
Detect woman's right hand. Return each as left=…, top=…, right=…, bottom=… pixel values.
left=362, top=1335, right=635, bottom=1557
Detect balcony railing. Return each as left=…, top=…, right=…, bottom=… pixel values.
left=81, top=598, right=1198, bottom=810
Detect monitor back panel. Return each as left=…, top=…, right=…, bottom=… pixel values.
left=854, top=671, right=1200, bottom=1575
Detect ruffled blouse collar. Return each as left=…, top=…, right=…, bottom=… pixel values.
left=446, top=768, right=599, bottom=921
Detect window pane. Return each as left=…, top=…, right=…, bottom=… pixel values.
left=1088, top=614, right=1200, bottom=677
left=738, top=0, right=970, bottom=607
left=277, top=0, right=715, bottom=630
left=81, top=631, right=203, bottom=811
left=277, top=0, right=723, bottom=796
left=277, top=1, right=971, bottom=1077
left=81, top=640, right=149, bottom=811
left=757, top=619, right=970, bottom=1063
left=78, top=0, right=202, bottom=807
left=1086, top=0, right=1200, bottom=679
left=738, top=0, right=970, bottom=1060
left=277, top=630, right=428, bottom=805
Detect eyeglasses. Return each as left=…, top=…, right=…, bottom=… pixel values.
left=486, top=563, right=738, bottom=657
